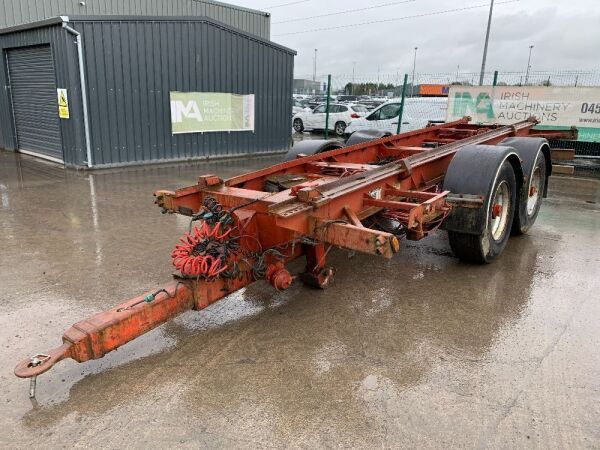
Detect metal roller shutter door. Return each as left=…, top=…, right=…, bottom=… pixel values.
left=7, top=45, right=63, bottom=161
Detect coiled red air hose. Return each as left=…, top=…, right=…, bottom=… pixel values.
left=171, top=221, right=233, bottom=278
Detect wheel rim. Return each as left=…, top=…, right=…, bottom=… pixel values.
left=336, top=123, right=345, bottom=134
left=490, top=180, right=510, bottom=241
left=294, top=120, right=302, bottom=131
left=527, top=166, right=542, bottom=216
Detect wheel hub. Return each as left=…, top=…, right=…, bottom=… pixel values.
left=492, top=203, right=503, bottom=219
left=490, top=180, right=510, bottom=241
left=527, top=166, right=542, bottom=216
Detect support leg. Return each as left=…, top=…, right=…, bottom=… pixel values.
left=300, top=243, right=335, bottom=289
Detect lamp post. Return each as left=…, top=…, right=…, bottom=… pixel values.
left=313, top=48, right=317, bottom=82
left=411, top=46, right=418, bottom=97
left=525, top=45, right=534, bottom=85
left=478, top=0, right=494, bottom=85
left=352, top=61, right=356, bottom=94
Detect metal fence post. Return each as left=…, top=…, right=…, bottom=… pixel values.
left=493, top=70, right=498, bottom=86
left=324, top=74, right=332, bottom=139
left=396, top=74, right=409, bottom=135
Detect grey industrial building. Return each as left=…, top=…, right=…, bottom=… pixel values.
left=0, top=2, right=295, bottom=168
left=0, top=0, right=271, bottom=39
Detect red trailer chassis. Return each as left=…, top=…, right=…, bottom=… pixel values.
left=14, top=118, right=575, bottom=396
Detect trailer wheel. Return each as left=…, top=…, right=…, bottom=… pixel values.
left=513, top=151, right=546, bottom=234
left=282, top=139, right=344, bottom=162
left=448, top=161, right=517, bottom=263
left=499, top=137, right=551, bottom=235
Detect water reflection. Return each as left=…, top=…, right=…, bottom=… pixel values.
left=0, top=183, right=8, bottom=208
left=20, top=235, right=544, bottom=432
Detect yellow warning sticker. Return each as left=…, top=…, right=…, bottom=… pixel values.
left=57, top=88, right=70, bottom=119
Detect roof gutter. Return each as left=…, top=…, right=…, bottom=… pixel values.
left=199, top=0, right=270, bottom=17
left=62, top=18, right=93, bottom=168
left=0, top=16, right=65, bottom=34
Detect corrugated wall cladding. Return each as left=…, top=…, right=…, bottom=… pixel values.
left=0, top=0, right=270, bottom=39
left=74, top=19, right=293, bottom=166
left=0, top=25, right=87, bottom=164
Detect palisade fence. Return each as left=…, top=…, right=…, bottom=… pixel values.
left=295, top=69, right=600, bottom=176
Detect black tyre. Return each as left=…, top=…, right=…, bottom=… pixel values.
left=282, top=139, right=344, bottom=162
left=334, top=121, right=347, bottom=136
left=449, top=161, right=517, bottom=263
left=293, top=118, right=304, bottom=132
left=511, top=150, right=546, bottom=235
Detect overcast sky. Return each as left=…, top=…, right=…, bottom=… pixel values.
left=238, top=0, right=599, bottom=81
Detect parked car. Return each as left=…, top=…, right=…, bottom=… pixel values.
left=305, top=95, right=338, bottom=109
left=292, top=103, right=369, bottom=136
left=344, top=98, right=448, bottom=136
left=337, top=95, right=359, bottom=103
left=293, top=98, right=311, bottom=116
left=359, top=99, right=386, bottom=110
left=355, top=102, right=377, bottom=111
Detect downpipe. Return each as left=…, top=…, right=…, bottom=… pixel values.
left=62, top=21, right=93, bottom=168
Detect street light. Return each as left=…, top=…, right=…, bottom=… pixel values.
left=525, top=45, right=534, bottom=85
left=313, top=48, right=317, bottom=82
left=479, top=0, right=495, bottom=85
left=352, top=61, right=356, bottom=94
left=411, top=46, right=418, bottom=97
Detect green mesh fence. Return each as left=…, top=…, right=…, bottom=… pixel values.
left=292, top=70, right=600, bottom=176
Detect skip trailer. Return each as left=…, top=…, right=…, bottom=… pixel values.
left=15, top=117, right=576, bottom=397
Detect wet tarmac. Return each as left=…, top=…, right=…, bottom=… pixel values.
left=1, top=150, right=599, bottom=449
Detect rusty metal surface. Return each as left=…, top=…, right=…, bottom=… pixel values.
left=15, top=281, right=195, bottom=378
left=156, top=118, right=551, bottom=250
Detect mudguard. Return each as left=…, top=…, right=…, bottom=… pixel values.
left=345, top=129, right=392, bottom=146
left=283, top=139, right=344, bottom=162
left=442, top=144, right=524, bottom=235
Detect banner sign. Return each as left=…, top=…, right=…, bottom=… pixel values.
left=447, top=86, right=600, bottom=141
left=170, top=92, right=255, bottom=134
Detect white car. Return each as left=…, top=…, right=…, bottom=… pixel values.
left=292, top=99, right=311, bottom=116
left=292, top=103, right=369, bottom=136
left=344, top=98, right=448, bottom=136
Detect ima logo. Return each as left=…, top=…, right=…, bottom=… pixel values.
left=452, top=92, right=495, bottom=119
left=171, top=100, right=204, bottom=123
